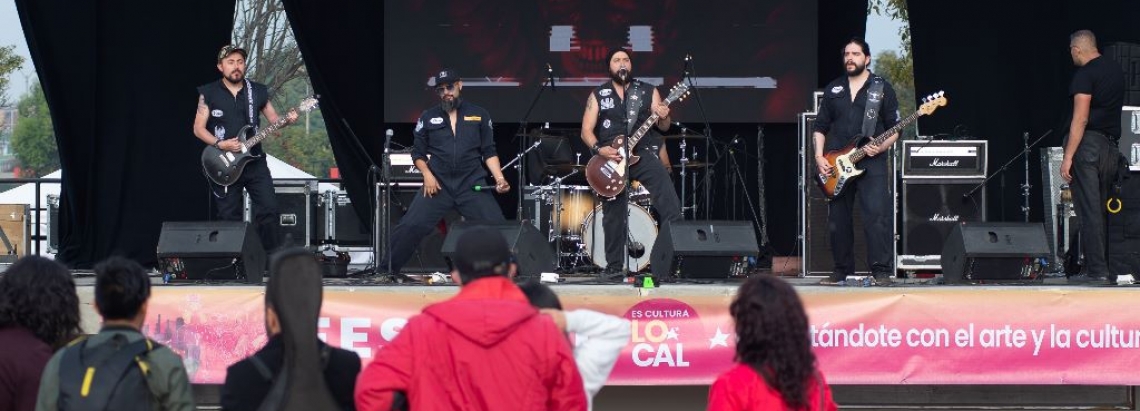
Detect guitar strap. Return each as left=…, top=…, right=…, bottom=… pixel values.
left=860, top=77, right=885, bottom=143
left=625, top=82, right=646, bottom=136
left=245, top=78, right=257, bottom=133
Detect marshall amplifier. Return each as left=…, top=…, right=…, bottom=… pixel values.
left=898, top=179, right=986, bottom=270
left=387, top=150, right=424, bottom=182
left=902, top=140, right=987, bottom=178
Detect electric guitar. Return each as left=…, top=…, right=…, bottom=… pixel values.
left=585, top=82, right=690, bottom=198
left=816, top=91, right=947, bottom=199
left=201, top=96, right=319, bottom=187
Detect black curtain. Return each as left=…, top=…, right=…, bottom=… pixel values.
left=16, top=0, right=236, bottom=268
left=281, top=0, right=384, bottom=235
left=910, top=0, right=1140, bottom=222
left=817, top=0, right=868, bottom=88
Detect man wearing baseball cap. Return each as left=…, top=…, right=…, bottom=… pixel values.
left=193, top=44, right=299, bottom=255
left=357, top=226, right=587, bottom=411
left=380, top=68, right=511, bottom=277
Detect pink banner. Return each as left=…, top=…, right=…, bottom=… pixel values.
left=137, top=286, right=1140, bottom=385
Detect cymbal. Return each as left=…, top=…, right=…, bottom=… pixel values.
left=670, top=161, right=710, bottom=168
left=661, top=133, right=708, bottom=140
left=515, top=128, right=580, bottom=139
left=544, top=164, right=586, bottom=173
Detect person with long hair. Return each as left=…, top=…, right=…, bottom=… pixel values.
left=708, top=275, right=838, bottom=411
left=0, top=256, right=82, bottom=411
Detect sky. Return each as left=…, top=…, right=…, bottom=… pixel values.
left=0, top=4, right=907, bottom=104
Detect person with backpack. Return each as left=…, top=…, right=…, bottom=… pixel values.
left=35, top=257, right=194, bottom=411
left=220, top=248, right=361, bottom=411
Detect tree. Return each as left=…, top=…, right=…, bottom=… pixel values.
left=231, top=0, right=305, bottom=95
left=261, top=77, right=335, bottom=176
left=10, top=82, right=59, bottom=177
left=868, top=0, right=917, bottom=139
left=0, top=44, right=26, bottom=108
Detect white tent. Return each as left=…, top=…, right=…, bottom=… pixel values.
left=0, top=155, right=340, bottom=256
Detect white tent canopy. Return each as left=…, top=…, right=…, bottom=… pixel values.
left=0, top=155, right=340, bottom=255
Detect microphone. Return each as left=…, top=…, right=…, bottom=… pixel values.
left=618, top=65, right=628, bottom=81
left=472, top=184, right=503, bottom=192
left=627, top=241, right=645, bottom=258
left=384, top=129, right=393, bottom=154
left=546, top=63, right=556, bottom=91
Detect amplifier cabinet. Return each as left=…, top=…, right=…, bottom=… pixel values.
left=898, top=179, right=986, bottom=269
left=902, top=140, right=987, bottom=179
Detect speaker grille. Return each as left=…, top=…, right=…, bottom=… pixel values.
left=901, top=179, right=986, bottom=256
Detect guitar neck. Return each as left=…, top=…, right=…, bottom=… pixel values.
left=244, top=116, right=290, bottom=148
left=850, top=110, right=922, bottom=163
left=625, top=113, right=662, bottom=150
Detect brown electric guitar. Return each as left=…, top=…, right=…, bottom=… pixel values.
left=816, top=91, right=947, bottom=199
left=585, top=82, right=690, bottom=198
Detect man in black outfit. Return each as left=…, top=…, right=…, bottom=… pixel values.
left=193, top=45, right=298, bottom=253
left=813, top=38, right=900, bottom=286
left=220, top=249, right=361, bottom=411
left=581, top=48, right=682, bottom=279
left=381, top=69, right=510, bottom=276
left=1061, top=30, right=1125, bottom=284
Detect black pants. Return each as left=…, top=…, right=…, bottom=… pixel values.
left=212, top=158, right=280, bottom=252
left=383, top=183, right=505, bottom=274
left=827, top=171, right=893, bottom=280
left=1070, top=131, right=1119, bottom=276
left=602, top=144, right=682, bottom=271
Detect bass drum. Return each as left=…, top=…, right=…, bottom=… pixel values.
left=581, top=204, right=658, bottom=272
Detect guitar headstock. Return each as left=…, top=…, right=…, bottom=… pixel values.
left=664, top=82, right=691, bottom=105
left=917, top=91, right=947, bottom=115
left=297, top=96, right=320, bottom=113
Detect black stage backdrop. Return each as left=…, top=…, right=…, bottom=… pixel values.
left=910, top=0, right=1140, bottom=223
left=16, top=0, right=235, bottom=268
left=17, top=0, right=863, bottom=266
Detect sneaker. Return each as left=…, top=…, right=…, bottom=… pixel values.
left=818, top=278, right=846, bottom=286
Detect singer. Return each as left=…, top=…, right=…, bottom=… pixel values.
left=581, top=48, right=683, bottom=280
left=380, top=68, right=510, bottom=276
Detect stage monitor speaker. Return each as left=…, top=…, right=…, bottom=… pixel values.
left=156, top=221, right=266, bottom=284
left=651, top=221, right=759, bottom=279
left=940, top=222, right=1050, bottom=284
left=440, top=221, right=555, bottom=279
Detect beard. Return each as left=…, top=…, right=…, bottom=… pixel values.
left=845, top=61, right=866, bottom=77
left=610, top=68, right=632, bottom=85
left=224, top=70, right=244, bottom=84
left=440, top=96, right=460, bottom=112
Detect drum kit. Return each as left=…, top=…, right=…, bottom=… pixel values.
left=518, top=127, right=709, bottom=273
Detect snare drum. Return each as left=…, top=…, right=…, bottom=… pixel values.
left=581, top=204, right=658, bottom=272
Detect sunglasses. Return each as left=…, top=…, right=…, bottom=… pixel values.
left=435, top=84, right=456, bottom=94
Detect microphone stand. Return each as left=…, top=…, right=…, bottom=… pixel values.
left=338, top=117, right=389, bottom=278
left=684, top=55, right=716, bottom=219
left=963, top=130, right=1052, bottom=216
left=514, top=67, right=555, bottom=220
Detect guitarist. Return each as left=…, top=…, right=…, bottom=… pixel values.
left=580, top=48, right=682, bottom=280
left=193, top=45, right=298, bottom=253
left=813, top=39, right=900, bottom=286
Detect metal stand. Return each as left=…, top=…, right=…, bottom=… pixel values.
left=1020, top=132, right=1032, bottom=222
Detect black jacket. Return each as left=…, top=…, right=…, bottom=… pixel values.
left=220, top=335, right=361, bottom=411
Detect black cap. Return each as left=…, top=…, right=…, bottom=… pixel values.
left=433, top=68, right=460, bottom=86
left=217, top=45, right=248, bottom=62
left=453, top=226, right=511, bottom=277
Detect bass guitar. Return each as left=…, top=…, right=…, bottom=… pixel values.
left=816, top=91, right=947, bottom=199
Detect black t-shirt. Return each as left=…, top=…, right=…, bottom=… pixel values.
left=1069, top=55, right=1124, bottom=138
left=197, top=79, right=270, bottom=156
left=813, top=73, right=900, bottom=174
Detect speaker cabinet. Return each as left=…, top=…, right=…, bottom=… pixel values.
left=799, top=113, right=875, bottom=276
left=157, top=221, right=266, bottom=283
left=899, top=179, right=986, bottom=268
left=440, top=221, right=555, bottom=279
left=651, top=221, right=760, bottom=279
left=940, top=222, right=1050, bottom=284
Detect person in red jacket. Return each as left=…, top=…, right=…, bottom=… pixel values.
left=707, top=275, right=838, bottom=411
left=355, top=226, right=587, bottom=411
